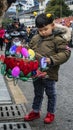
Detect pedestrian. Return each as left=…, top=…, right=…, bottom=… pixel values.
left=0, top=24, right=5, bottom=51
left=24, top=27, right=35, bottom=44
left=24, top=13, right=71, bottom=124
left=6, top=18, right=25, bottom=33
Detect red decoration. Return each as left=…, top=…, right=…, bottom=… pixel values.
left=4, top=57, right=39, bottom=76
left=0, top=55, right=5, bottom=62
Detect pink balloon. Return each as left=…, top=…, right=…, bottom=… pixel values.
left=21, top=47, right=29, bottom=58
left=11, top=66, right=20, bottom=77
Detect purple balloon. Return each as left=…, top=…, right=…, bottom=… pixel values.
left=9, top=45, right=17, bottom=55
left=11, top=66, right=20, bottom=77
left=21, top=47, right=29, bottom=58
left=40, top=57, right=47, bottom=68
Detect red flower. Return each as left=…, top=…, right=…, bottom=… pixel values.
left=4, top=57, right=39, bottom=76
left=33, top=60, right=39, bottom=70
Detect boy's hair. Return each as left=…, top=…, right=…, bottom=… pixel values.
left=35, top=13, right=54, bottom=28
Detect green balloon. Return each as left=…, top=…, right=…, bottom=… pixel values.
left=1, top=64, right=6, bottom=75
left=20, top=77, right=28, bottom=81
left=0, top=61, right=2, bottom=64
left=19, top=71, right=24, bottom=77
left=7, top=73, right=13, bottom=78
left=26, top=72, right=32, bottom=78
left=19, top=54, right=23, bottom=58
left=5, top=51, right=10, bottom=56
left=7, top=69, right=11, bottom=75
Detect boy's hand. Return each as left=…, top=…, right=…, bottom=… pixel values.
left=45, top=58, right=51, bottom=65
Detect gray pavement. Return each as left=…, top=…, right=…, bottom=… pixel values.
left=0, top=48, right=12, bottom=104
left=0, top=73, right=12, bottom=104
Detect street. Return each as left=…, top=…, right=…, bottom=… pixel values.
left=18, top=48, right=73, bottom=130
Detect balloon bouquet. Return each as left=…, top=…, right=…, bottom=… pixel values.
left=0, top=43, right=48, bottom=85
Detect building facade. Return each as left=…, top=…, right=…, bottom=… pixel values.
left=65, top=0, right=73, bottom=10
left=34, top=0, right=39, bottom=6
left=65, top=0, right=73, bottom=5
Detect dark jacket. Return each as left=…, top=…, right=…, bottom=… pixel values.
left=6, top=23, right=25, bottom=33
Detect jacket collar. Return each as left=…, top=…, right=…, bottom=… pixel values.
left=39, top=34, right=54, bottom=41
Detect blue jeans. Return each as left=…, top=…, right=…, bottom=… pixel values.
left=32, top=78, right=56, bottom=113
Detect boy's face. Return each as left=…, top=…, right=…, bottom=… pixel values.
left=38, top=23, right=54, bottom=37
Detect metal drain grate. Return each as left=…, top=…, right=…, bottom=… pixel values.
left=0, top=122, right=31, bottom=130
left=0, top=104, right=26, bottom=121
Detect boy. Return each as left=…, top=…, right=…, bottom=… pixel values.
left=24, top=13, right=71, bottom=124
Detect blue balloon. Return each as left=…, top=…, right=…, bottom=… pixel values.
left=40, top=57, right=47, bottom=69
left=9, top=45, right=17, bottom=55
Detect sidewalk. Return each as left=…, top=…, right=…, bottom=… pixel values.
left=0, top=48, right=12, bottom=104
left=0, top=47, right=27, bottom=105
left=0, top=48, right=32, bottom=130
left=0, top=73, right=12, bottom=104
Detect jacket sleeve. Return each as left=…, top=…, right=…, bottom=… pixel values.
left=50, top=36, right=71, bottom=66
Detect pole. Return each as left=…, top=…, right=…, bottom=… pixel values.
left=16, top=5, right=19, bottom=18
left=60, top=0, right=62, bottom=18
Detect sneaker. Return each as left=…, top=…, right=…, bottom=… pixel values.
left=24, top=111, right=40, bottom=121
left=44, top=113, right=55, bottom=124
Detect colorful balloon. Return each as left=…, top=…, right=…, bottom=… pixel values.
left=8, top=69, right=12, bottom=75
left=7, top=73, right=13, bottom=78
left=40, top=57, right=47, bottom=68
left=11, top=66, right=20, bottom=77
left=21, top=47, right=29, bottom=58
left=1, top=64, right=6, bottom=75
left=19, top=71, right=24, bottom=77
left=28, top=49, right=35, bottom=59
left=16, top=46, right=22, bottom=54
left=33, top=12, right=37, bottom=16
left=20, top=77, right=29, bottom=81
left=9, top=45, right=17, bottom=55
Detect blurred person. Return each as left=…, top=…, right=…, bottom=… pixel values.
left=0, top=0, right=16, bottom=51
left=6, top=18, right=25, bottom=33
left=68, top=21, right=73, bottom=47
left=0, top=25, right=5, bottom=50
left=24, top=27, right=35, bottom=44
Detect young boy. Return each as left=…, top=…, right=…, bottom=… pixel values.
left=24, top=13, right=71, bottom=124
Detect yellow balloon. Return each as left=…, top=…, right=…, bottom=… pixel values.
left=33, top=12, right=37, bottom=16
left=46, top=13, right=52, bottom=18
left=28, top=49, right=35, bottom=59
